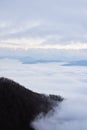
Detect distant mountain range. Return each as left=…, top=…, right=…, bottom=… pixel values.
left=21, top=57, right=61, bottom=64
left=63, top=60, right=87, bottom=66
left=0, top=56, right=62, bottom=64
left=0, top=48, right=87, bottom=66
left=0, top=55, right=87, bottom=66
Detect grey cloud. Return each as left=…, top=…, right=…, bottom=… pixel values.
left=0, top=0, right=87, bottom=45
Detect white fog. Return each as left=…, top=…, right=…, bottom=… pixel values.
left=0, top=58, right=87, bottom=130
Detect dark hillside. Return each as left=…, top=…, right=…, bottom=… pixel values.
left=0, top=77, right=63, bottom=130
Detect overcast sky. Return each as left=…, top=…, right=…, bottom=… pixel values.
left=0, top=0, right=87, bottom=50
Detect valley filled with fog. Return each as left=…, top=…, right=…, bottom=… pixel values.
left=1, top=0, right=87, bottom=129
left=0, top=58, right=87, bottom=130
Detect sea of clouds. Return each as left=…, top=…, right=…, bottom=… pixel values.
left=0, top=59, right=87, bottom=130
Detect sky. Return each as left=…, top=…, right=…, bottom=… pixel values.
left=0, top=0, right=87, bottom=50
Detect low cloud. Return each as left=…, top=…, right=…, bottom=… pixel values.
left=32, top=98, right=87, bottom=130
left=0, top=59, right=87, bottom=130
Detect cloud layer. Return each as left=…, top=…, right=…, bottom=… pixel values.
left=0, top=59, right=87, bottom=130
left=0, top=0, right=87, bottom=49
